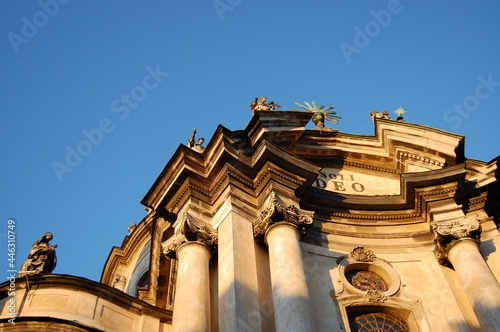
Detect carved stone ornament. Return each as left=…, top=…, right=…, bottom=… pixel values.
left=431, top=215, right=481, bottom=265
left=347, top=246, right=377, bottom=262
left=113, top=274, right=127, bottom=283
left=253, top=193, right=314, bottom=241
left=364, top=289, right=387, bottom=303
left=369, top=110, right=391, bottom=122
left=336, top=246, right=402, bottom=301
left=250, top=96, right=281, bottom=114
left=111, top=274, right=127, bottom=290
left=19, top=232, right=57, bottom=276
left=433, top=240, right=448, bottom=266
left=162, top=213, right=218, bottom=258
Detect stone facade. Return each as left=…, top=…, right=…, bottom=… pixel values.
left=1, top=109, right=499, bottom=331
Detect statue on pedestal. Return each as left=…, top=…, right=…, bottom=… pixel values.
left=250, top=96, right=281, bottom=114
left=369, top=110, right=391, bottom=122
left=188, top=128, right=205, bottom=153
left=20, top=232, right=57, bottom=276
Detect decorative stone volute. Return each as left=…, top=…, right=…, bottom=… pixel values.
left=253, top=192, right=314, bottom=241
left=162, top=213, right=218, bottom=258
left=431, top=215, right=481, bottom=265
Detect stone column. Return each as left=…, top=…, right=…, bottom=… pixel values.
left=163, top=213, right=218, bottom=332
left=254, top=193, right=317, bottom=332
left=433, top=216, right=500, bottom=332
left=171, top=242, right=211, bottom=332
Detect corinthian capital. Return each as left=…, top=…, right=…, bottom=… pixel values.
left=163, top=213, right=218, bottom=258
left=253, top=193, right=314, bottom=240
left=431, top=215, right=481, bottom=265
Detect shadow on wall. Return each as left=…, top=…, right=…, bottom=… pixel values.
left=302, top=243, right=343, bottom=331
left=484, top=155, right=500, bottom=228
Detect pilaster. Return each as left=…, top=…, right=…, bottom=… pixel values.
left=218, top=210, right=263, bottom=332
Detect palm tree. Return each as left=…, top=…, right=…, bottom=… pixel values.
left=294, top=101, right=341, bottom=128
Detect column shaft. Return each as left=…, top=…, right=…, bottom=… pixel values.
left=172, top=242, right=211, bottom=332
left=448, top=239, right=500, bottom=332
left=266, top=223, right=316, bottom=332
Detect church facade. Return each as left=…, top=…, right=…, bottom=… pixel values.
left=1, top=104, right=499, bottom=331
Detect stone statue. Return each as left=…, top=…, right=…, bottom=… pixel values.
left=127, top=222, right=137, bottom=234
left=188, top=128, right=205, bottom=153
left=250, top=96, right=281, bottom=114
left=111, top=274, right=127, bottom=291
left=20, top=232, right=57, bottom=276
left=369, top=110, right=391, bottom=122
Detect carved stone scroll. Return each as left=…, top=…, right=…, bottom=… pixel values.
left=162, top=213, right=218, bottom=258
left=253, top=193, right=314, bottom=241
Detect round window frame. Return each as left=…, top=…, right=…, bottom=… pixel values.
left=338, top=257, right=401, bottom=297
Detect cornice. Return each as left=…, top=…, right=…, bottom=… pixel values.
left=147, top=132, right=320, bottom=216
left=0, top=274, right=173, bottom=321
left=467, top=193, right=488, bottom=211
left=304, top=157, right=397, bottom=174
left=275, top=118, right=463, bottom=175
left=303, top=164, right=464, bottom=218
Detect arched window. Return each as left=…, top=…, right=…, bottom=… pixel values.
left=350, top=312, right=410, bottom=332
left=137, top=271, right=149, bottom=288
left=126, top=240, right=151, bottom=297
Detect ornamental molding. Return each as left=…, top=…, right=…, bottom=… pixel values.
left=166, top=259, right=177, bottom=310
left=347, top=246, right=377, bottom=262
left=336, top=247, right=401, bottom=302
left=169, top=183, right=211, bottom=213
left=305, top=157, right=397, bottom=174
left=312, top=187, right=458, bottom=221
left=162, top=213, right=218, bottom=258
left=254, top=167, right=304, bottom=193
left=169, top=164, right=303, bottom=214
left=467, top=195, right=488, bottom=209
left=365, top=289, right=387, bottom=303
left=253, top=192, right=314, bottom=240
left=398, top=150, right=445, bottom=173
left=337, top=246, right=392, bottom=266
left=431, top=215, right=481, bottom=265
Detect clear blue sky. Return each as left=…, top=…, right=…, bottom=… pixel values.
left=1, top=0, right=499, bottom=282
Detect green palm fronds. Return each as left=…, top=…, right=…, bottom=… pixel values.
left=293, top=101, right=341, bottom=125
